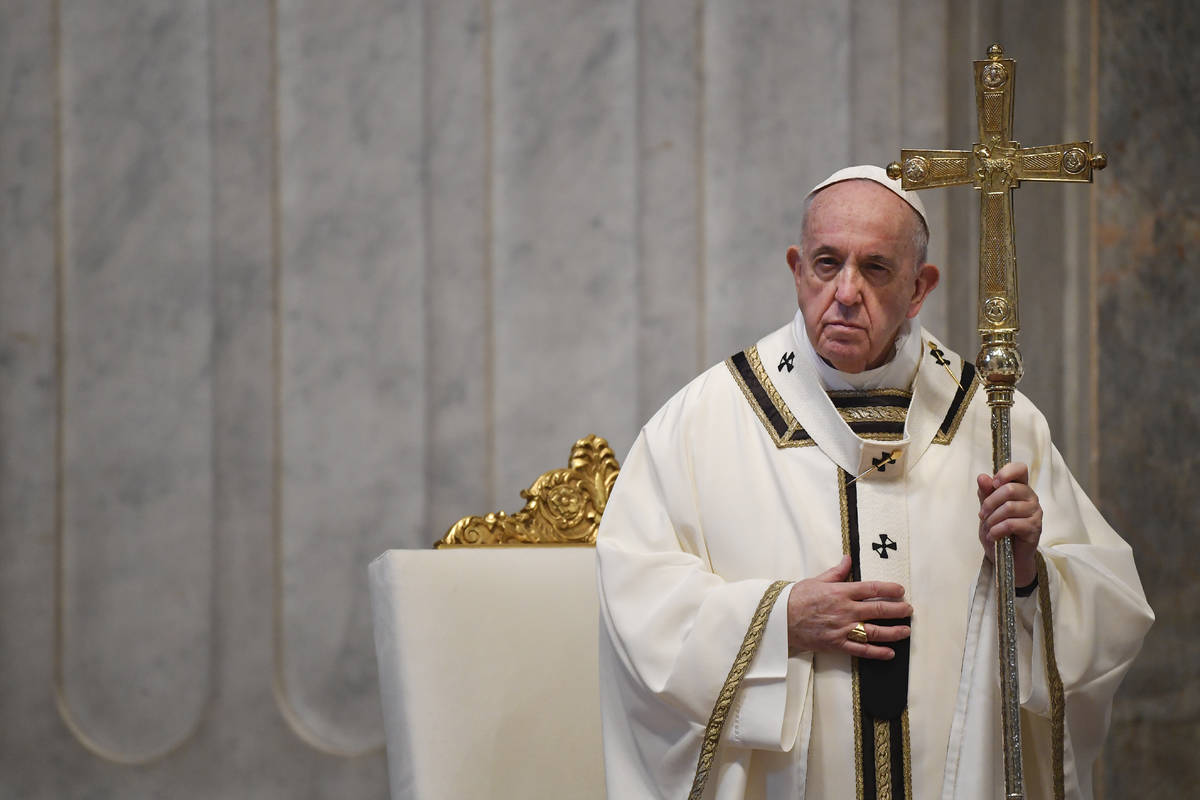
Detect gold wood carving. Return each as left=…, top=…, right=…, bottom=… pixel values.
left=436, top=435, right=619, bottom=547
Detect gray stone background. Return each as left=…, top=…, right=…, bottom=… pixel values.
left=0, top=0, right=1193, bottom=797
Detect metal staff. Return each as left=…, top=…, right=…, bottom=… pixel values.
left=886, top=43, right=1105, bottom=799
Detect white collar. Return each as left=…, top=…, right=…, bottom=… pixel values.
left=746, top=320, right=970, bottom=476
left=791, top=310, right=923, bottom=392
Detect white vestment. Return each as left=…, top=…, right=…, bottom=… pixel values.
left=596, top=317, right=1153, bottom=800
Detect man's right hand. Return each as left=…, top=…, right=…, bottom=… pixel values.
left=786, top=555, right=912, bottom=660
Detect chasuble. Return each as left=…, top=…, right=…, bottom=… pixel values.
left=596, top=314, right=1152, bottom=800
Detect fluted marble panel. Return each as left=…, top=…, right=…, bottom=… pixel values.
left=57, top=0, right=215, bottom=758
left=1055, top=0, right=1096, bottom=478
left=0, top=1, right=63, bottom=793
left=636, top=0, right=703, bottom=419
left=849, top=1, right=902, bottom=171
left=998, top=0, right=1071, bottom=445
left=425, top=0, right=492, bottom=534
left=277, top=0, right=424, bottom=752
left=703, top=0, right=851, bottom=363
left=491, top=0, right=639, bottom=506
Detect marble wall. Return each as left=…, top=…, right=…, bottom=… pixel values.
left=0, top=0, right=1185, bottom=796
left=1095, top=0, right=1200, bottom=795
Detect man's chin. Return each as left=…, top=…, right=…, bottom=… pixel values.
left=816, top=348, right=869, bottom=373
left=816, top=337, right=870, bottom=373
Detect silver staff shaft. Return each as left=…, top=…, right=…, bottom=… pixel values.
left=979, top=332, right=1025, bottom=799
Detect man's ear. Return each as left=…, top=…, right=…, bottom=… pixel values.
left=906, top=263, right=940, bottom=318
left=786, top=246, right=802, bottom=278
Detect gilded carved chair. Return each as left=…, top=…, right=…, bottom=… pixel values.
left=369, top=435, right=618, bottom=799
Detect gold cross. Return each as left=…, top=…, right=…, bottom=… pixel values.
left=886, top=42, right=1105, bottom=338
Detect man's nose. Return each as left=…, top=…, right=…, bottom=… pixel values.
left=834, top=265, right=863, bottom=304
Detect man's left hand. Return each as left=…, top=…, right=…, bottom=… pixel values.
left=976, top=462, right=1042, bottom=587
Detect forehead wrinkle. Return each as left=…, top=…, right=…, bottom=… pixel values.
left=804, top=228, right=909, bottom=260
left=800, top=179, right=928, bottom=265
left=806, top=243, right=843, bottom=258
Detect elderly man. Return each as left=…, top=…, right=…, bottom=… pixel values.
left=596, top=166, right=1152, bottom=799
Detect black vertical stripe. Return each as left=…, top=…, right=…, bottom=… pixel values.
left=889, top=717, right=906, bottom=800
left=844, top=471, right=861, bottom=583
left=846, top=469, right=912, bottom=799
left=859, top=699, right=876, bottom=800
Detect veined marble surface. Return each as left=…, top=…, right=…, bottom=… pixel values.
left=57, top=0, right=215, bottom=761
left=276, top=0, right=423, bottom=754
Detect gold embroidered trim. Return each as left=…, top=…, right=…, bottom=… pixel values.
left=874, top=718, right=893, bottom=800
left=828, top=389, right=912, bottom=435
left=852, top=662, right=864, bottom=800
left=855, top=431, right=906, bottom=442
left=725, top=349, right=815, bottom=449
left=1036, top=552, right=1066, bottom=800
left=745, top=347, right=796, bottom=430
left=687, top=579, right=790, bottom=800
left=932, top=369, right=980, bottom=445
left=839, top=405, right=909, bottom=423
left=744, top=347, right=809, bottom=447
left=839, top=467, right=851, bottom=556
left=844, top=471, right=865, bottom=799
left=901, top=710, right=913, bottom=799
left=827, top=387, right=913, bottom=401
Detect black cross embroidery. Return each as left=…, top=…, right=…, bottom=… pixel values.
left=872, top=534, right=898, bottom=559
left=778, top=352, right=795, bottom=373
left=929, top=344, right=951, bottom=366
left=872, top=451, right=897, bottom=472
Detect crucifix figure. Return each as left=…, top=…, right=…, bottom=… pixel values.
left=887, top=42, right=1106, bottom=800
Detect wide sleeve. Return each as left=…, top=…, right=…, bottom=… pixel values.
left=596, top=417, right=809, bottom=798
left=1010, top=399, right=1154, bottom=796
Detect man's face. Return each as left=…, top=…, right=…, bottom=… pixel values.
left=785, top=180, right=939, bottom=373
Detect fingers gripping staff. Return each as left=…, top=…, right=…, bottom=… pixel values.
left=977, top=462, right=1043, bottom=588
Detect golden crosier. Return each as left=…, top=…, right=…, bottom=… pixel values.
left=436, top=435, right=620, bottom=547
left=888, top=42, right=1102, bottom=800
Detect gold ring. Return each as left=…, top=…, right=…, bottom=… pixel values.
left=848, top=622, right=869, bottom=645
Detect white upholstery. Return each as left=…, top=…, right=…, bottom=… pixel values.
left=369, top=547, right=606, bottom=800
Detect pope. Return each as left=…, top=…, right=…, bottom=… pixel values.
left=596, top=165, right=1152, bottom=800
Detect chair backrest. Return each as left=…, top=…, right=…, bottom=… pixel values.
left=369, top=436, right=618, bottom=800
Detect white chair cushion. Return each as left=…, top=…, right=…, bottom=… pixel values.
left=369, top=547, right=605, bottom=800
